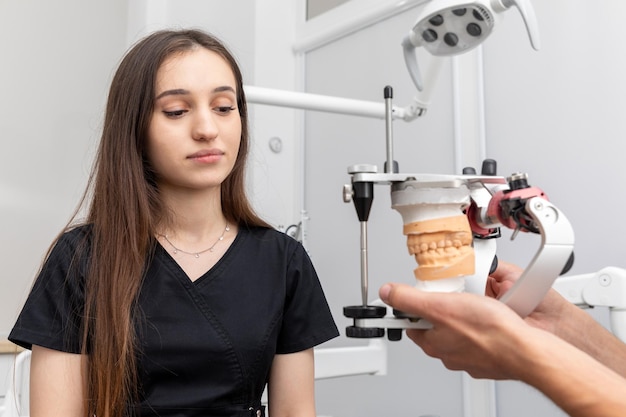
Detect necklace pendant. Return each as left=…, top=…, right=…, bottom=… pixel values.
left=159, top=223, right=229, bottom=259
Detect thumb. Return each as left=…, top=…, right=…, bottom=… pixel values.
left=379, top=283, right=434, bottom=321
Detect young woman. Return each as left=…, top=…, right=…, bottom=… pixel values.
left=9, top=29, right=339, bottom=417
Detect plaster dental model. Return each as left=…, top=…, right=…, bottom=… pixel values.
left=391, top=180, right=474, bottom=292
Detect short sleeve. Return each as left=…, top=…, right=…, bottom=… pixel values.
left=276, top=243, right=339, bottom=354
left=9, top=227, right=88, bottom=353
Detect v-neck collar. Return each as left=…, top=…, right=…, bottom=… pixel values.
left=155, top=227, right=245, bottom=286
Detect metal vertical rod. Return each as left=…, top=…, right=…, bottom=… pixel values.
left=384, top=85, right=394, bottom=173
left=360, top=221, right=369, bottom=306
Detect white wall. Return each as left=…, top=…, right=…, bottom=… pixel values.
left=0, top=0, right=129, bottom=338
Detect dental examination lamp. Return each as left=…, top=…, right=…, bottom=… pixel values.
left=402, top=0, right=541, bottom=91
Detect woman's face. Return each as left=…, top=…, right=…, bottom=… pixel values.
left=146, top=47, right=242, bottom=193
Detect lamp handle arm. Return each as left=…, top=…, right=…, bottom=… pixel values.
left=501, top=0, right=541, bottom=50
left=402, top=35, right=423, bottom=91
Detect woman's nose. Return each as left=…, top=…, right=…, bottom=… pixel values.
left=191, top=109, right=219, bottom=141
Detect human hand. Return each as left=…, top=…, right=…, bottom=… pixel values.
left=487, top=260, right=573, bottom=336
left=379, top=283, right=539, bottom=380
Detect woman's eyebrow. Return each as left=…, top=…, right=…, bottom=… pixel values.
left=155, top=86, right=236, bottom=101
left=213, top=86, right=236, bottom=94
left=155, top=88, right=189, bottom=100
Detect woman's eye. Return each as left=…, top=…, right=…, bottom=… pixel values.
left=215, top=106, right=236, bottom=114
left=163, top=109, right=187, bottom=118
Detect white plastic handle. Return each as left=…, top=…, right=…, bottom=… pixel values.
left=502, top=0, right=541, bottom=50
left=402, top=34, right=424, bottom=91
left=498, top=197, right=574, bottom=317
left=611, top=309, right=626, bottom=344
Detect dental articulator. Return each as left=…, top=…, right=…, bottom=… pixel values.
left=341, top=85, right=576, bottom=341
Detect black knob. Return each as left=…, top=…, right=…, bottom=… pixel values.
left=481, top=159, right=497, bottom=176
left=344, top=305, right=387, bottom=319
left=384, top=85, right=393, bottom=99
left=387, top=329, right=403, bottom=341
left=352, top=182, right=374, bottom=222
left=346, top=326, right=385, bottom=338
left=507, top=172, right=529, bottom=190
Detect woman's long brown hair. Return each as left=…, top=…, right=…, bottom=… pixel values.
left=68, top=29, right=270, bottom=417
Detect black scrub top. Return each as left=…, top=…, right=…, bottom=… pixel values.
left=10, top=225, right=339, bottom=417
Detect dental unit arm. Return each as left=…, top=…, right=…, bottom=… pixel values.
left=342, top=86, right=575, bottom=340
left=553, top=268, right=626, bottom=343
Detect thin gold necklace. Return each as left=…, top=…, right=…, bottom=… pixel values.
left=158, top=224, right=230, bottom=258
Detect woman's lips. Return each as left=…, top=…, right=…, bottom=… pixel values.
left=188, top=149, right=224, bottom=163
